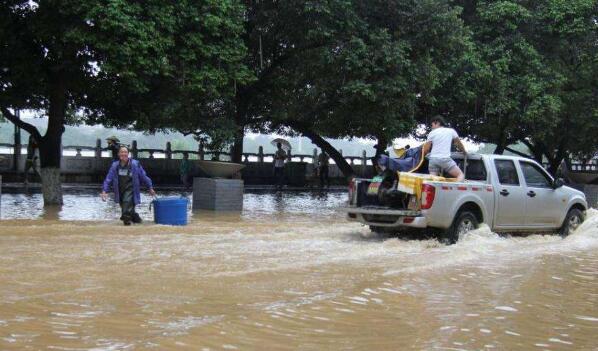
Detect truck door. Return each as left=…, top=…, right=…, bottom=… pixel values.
left=493, top=159, right=526, bottom=228
left=518, top=161, right=562, bottom=227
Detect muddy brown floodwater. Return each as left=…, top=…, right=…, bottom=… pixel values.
left=1, top=192, right=597, bottom=350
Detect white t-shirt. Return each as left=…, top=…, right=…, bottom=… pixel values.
left=427, top=127, right=459, bottom=158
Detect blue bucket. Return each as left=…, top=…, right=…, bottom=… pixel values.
left=151, top=197, right=188, bottom=226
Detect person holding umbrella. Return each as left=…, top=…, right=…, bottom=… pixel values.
left=106, top=136, right=120, bottom=161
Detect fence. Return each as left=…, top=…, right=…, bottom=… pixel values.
left=0, top=139, right=374, bottom=185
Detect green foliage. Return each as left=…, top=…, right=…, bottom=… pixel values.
left=238, top=0, right=472, bottom=147
left=0, top=0, right=250, bottom=145
left=446, top=0, right=598, bottom=170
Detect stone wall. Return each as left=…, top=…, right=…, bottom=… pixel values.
left=0, top=152, right=373, bottom=186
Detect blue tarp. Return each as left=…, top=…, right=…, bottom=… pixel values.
left=377, top=146, right=424, bottom=172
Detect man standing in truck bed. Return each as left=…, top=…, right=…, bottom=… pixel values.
left=425, top=115, right=467, bottom=181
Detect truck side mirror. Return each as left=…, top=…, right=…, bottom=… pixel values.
left=553, top=178, right=564, bottom=189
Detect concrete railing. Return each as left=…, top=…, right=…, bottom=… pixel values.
left=0, top=139, right=374, bottom=185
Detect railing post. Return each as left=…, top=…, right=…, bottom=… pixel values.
left=362, top=150, right=367, bottom=176
left=258, top=146, right=264, bottom=163
left=166, top=141, right=172, bottom=160
left=76, top=147, right=82, bottom=157
left=287, top=148, right=292, bottom=162
left=95, top=138, right=102, bottom=159
left=199, top=142, right=205, bottom=161
left=313, top=148, right=318, bottom=165
left=131, top=140, right=138, bottom=159
left=12, top=110, right=21, bottom=172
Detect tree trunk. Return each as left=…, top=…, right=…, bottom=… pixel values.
left=39, top=167, right=63, bottom=205
left=374, top=135, right=388, bottom=158
left=494, top=128, right=507, bottom=154
left=493, top=144, right=505, bottom=154
left=230, top=127, right=245, bottom=163
left=521, top=140, right=545, bottom=166
left=231, top=97, right=247, bottom=164
left=547, top=155, right=564, bottom=177
left=291, top=126, right=355, bottom=178
left=38, top=76, right=67, bottom=205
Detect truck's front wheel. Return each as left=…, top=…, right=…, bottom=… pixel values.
left=559, top=208, right=584, bottom=237
left=442, top=211, right=479, bottom=245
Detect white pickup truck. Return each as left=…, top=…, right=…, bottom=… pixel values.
left=346, top=153, right=588, bottom=243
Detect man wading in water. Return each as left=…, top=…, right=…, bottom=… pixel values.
left=100, top=145, right=156, bottom=225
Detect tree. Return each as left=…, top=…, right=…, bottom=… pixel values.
left=522, top=0, right=598, bottom=173
left=0, top=0, right=248, bottom=204
left=440, top=1, right=562, bottom=155
left=231, top=0, right=472, bottom=177
left=447, top=0, right=598, bottom=174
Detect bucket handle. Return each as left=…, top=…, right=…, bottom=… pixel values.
left=149, top=195, right=158, bottom=212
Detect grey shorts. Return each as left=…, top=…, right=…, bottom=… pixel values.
left=428, top=157, right=458, bottom=174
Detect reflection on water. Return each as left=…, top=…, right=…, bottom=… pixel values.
left=1, top=191, right=597, bottom=350
left=1, top=191, right=345, bottom=221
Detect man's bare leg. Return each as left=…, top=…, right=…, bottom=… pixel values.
left=447, top=166, right=465, bottom=181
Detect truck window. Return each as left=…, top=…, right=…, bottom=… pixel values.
left=464, top=159, right=487, bottom=181
left=520, top=161, right=552, bottom=188
left=494, top=160, right=520, bottom=185
left=453, top=159, right=487, bottom=181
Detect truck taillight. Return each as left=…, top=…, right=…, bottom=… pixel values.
left=421, top=184, right=435, bottom=210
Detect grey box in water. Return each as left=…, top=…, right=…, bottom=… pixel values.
left=192, top=177, right=243, bottom=211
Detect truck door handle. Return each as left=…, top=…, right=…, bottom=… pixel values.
left=500, top=189, right=510, bottom=196
left=527, top=191, right=536, bottom=198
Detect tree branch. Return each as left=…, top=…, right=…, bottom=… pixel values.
left=0, top=107, right=42, bottom=141
left=504, top=146, right=532, bottom=159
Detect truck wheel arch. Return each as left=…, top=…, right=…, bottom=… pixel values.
left=455, top=202, right=484, bottom=224
left=569, top=203, right=586, bottom=213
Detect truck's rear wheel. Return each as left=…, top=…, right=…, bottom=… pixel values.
left=559, top=208, right=584, bottom=237
left=442, top=211, right=479, bottom=245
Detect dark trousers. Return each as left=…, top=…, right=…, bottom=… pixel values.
left=319, top=165, right=329, bottom=187
left=274, top=167, right=284, bottom=189
left=181, top=174, right=191, bottom=189
left=119, top=188, right=137, bottom=223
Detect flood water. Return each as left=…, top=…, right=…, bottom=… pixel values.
left=1, top=192, right=597, bottom=350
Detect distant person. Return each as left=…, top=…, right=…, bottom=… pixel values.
left=100, top=145, right=156, bottom=225
left=24, top=135, right=39, bottom=185
left=425, top=115, right=467, bottom=181
left=106, top=136, right=120, bottom=161
left=274, top=142, right=287, bottom=190
left=318, top=151, right=330, bottom=187
left=180, top=153, right=192, bottom=190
